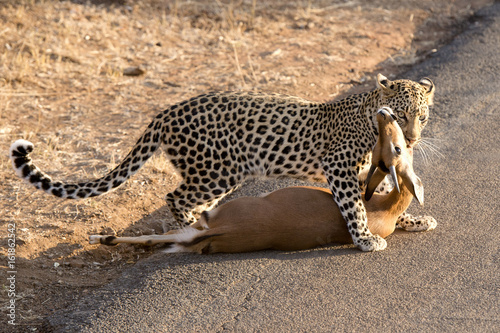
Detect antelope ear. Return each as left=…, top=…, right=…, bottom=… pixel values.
left=401, top=168, right=424, bottom=206
left=419, top=77, right=435, bottom=106
left=364, top=166, right=387, bottom=201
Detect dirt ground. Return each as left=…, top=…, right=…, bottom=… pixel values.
left=0, top=0, right=493, bottom=331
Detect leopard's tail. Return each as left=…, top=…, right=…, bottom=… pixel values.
left=9, top=117, right=164, bottom=199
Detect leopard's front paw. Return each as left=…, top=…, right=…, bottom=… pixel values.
left=397, top=213, right=437, bottom=232
left=355, top=234, right=387, bottom=252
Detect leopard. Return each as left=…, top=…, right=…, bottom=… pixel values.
left=9, top=73, right=435, bottom=252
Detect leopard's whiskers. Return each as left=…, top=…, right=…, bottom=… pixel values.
left=415, top=138, right=444, bottom=165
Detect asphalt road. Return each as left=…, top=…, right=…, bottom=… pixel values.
left=46, top=3, right=500, bottom=332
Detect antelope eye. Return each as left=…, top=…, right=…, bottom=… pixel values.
left=397, top=111, right=406, bottom=119
left=395, top=146, right=402, bottom=155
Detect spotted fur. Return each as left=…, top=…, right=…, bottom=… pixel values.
left=9, top=74, right=434, bottom=251
left=396, top=212, right=437, bottom=231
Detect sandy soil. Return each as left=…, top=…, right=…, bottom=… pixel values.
left=0, top=0, right=492, bottom=331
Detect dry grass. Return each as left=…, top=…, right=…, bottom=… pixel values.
left=0, top=0, right=493, bottom=330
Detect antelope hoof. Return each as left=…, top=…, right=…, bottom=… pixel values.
left=89, top=235, right=118, bottom=246
left=89, top=235, right=103, bottom=244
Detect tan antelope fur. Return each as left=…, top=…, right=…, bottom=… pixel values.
left=89, top=107, right=429, bottom=253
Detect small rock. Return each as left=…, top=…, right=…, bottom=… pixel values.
left=15, top=238, right=26, bottom=246
left=123, top=66, right=145, bottom=76
left=69, top=259, right=85, bottom=268
left=143, top=81, right=160, bottom=89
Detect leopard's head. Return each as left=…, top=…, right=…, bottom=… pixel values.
left=376, top=73, right=435, bottom=148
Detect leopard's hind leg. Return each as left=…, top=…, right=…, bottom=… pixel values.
left=164, top=176, right=244, bottom=232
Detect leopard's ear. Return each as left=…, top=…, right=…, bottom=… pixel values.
left=419, top=77, right=435, bottom=106
left=376, top=73, right=395, bottom=96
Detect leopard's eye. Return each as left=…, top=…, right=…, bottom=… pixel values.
left=419, top=115, right=427, bottom=121
left=397, top=111, right=406, bottom=119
